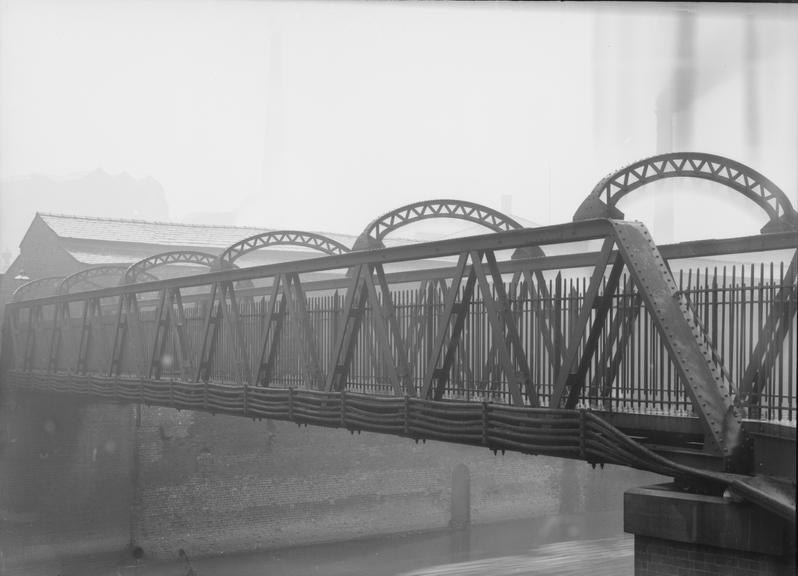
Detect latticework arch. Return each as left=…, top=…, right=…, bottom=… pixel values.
left=574, top=152, right=798, bottom=233
left=354, top=200, right=532, bottom=252
left=58, top=266, right=155, bottom=294
left=12, top=276, right=63, bottom=302
left=217, top=230, right=350, bottom=268
left=124, top=251, right=218, bottom=284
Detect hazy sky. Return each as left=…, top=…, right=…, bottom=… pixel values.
left=1, top=1, right=797, bottom=244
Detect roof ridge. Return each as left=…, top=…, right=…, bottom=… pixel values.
left=36, top=212, right=419, bottom=243
left=37, top=212, right=268, bottom=232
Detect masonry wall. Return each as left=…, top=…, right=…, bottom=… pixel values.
left=625, top=484, right=796, bottom=576
left=634, top=536, right=795, bottom=576
left=0, top=389, right=134, bottom=566
left=132, top=404, right=662, bottom=558
left=1, top=390, right=664, bottom=568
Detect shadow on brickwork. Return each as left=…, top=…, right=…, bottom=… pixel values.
left=0, top=389, right=134, bottom=566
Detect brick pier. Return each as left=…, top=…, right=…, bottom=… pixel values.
left=625, top=484, right=795, bottom=576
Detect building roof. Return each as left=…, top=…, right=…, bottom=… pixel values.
left=40, top=213, right=287, bottom=249
left=38, top=212, right=421, bottom=250
left=64, top=247, right=159, bottom=266
left=35, top=212, right=419, bottom=268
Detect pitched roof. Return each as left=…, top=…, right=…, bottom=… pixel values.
left=64, top=247, right=162, bottom=266
left=39, top=213, right=275, bottom=249
left=36, top=212, right=424, bottom=250
left=35, top=213, right=418, bottom=267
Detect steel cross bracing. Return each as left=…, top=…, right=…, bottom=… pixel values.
left=2, top=217, right=796, bottom=522
left=146, top=287, right=195, bottom=381
left=121, top=232, right=792, bottom=314
left=586, top=277, right=640, bottom=410
left=253, top=272, right=324, bottom=389
left=738, top=251, right=798, bottom=418
left=3, top=147, right=797, bottom=516
left=4, top=219, right=775, bottom=457
left=327, top=262, right=413, bottom=396
left=348, top=199, right=547, bottom=397
left=573, top=152, right=798, bottom=233
left=415, top=250, right=536, bottom=407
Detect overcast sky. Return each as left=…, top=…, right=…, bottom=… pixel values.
left=1, top=1, right=797, bottom=245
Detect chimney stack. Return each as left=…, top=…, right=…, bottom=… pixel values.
left=500, top=194, right=513, bottom=215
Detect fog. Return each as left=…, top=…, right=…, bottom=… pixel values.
left=0, top=3, right=796, bottom=575
left=2, top=1, right=797, bottom=264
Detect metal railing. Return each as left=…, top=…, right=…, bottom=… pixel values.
left=2, top=221, right=796, bottom=464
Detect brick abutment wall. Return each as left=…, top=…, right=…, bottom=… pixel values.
left=625, top=485, right=796, bottom=576
left=634, top=536, right=794, bottom=576
left=1, top=389, right=662, bottom=568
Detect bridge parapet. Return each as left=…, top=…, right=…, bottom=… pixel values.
left=3, top=218, right=794, bottom=471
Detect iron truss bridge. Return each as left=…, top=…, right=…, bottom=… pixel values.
left=2, top=153, right=796, bottom=523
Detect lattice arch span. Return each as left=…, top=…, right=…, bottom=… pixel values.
left=353, top=199, right=544, bottom=259
left=58, top=265, right=157, bottom=295
left=123, top=251, right=219, bottom=284
left=574, top=152, right=798, bottom=233
left=12, top=276, right=64, bottom=302
left=216, top=230, right=350, bottom=269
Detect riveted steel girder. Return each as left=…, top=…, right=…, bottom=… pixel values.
left=7, top=222, right=792, bottom=310
left=0, top=218, right=770, bottom=465
left=610, top=221, right=742, bottom=461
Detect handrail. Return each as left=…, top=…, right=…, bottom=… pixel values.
left=5, top=219, right=618, bottom=308
left=6, top=225, right=796, bottom=309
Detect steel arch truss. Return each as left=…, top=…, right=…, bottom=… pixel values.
left=124, top=251, right=219, bottom=284
left=574, top=152, right=798, bottom=233
left=58, top=266, right=157, bottom=295
left=218, top=231, right=350, bottom=268
left=12, top=277, right=63, bottom=302
left=354, top=200, right=527, bottom=250
left=4, top=219, right=762, bottom=468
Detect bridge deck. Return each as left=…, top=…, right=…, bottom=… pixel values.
left=2, top=219, right=796, bottom=522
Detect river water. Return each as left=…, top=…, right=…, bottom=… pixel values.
left=20, top=511, right=632, bottom=576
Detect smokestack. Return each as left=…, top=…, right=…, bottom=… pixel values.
left=500, top=195, right=513, bottom=215
left=263, top=28, right=283, bottom=196
left=653, top=8, right=696, bottom=244
left=745, top=14, right=759, bottom=160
